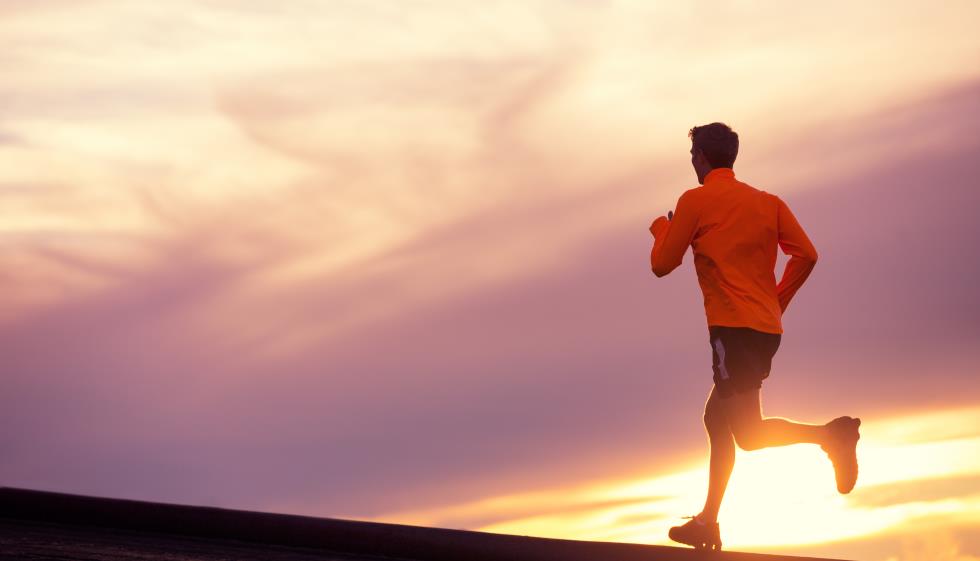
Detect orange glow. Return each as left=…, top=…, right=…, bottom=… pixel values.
left=377, top=407, right=980, bottom=552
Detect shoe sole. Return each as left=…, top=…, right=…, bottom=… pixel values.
left=669, top=529, right=722, bottom=551
left=831, top=417, right=860, bottom=494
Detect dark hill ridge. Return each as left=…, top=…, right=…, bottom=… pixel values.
left=0, top=487, right=851, bottom=561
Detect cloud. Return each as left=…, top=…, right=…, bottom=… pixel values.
left=0, top=130, right=25, bottom=145
left=849, top=474, right=980, bottom=509
left=429, top=496, right=665, bottom=532
left=773, top=521, right=980, bottom=561
left=1, top=79, right=979, bottom=523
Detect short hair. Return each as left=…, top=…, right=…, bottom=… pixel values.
left=688, top=122, right=738, bottom=168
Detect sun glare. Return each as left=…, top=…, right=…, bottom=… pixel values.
left=381, top=406, right=980, bottom=551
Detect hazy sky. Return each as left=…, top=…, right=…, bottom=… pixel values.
left=2, top=2, right=979, bottom=560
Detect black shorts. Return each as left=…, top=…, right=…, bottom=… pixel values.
left=709, top=325, right=781, bottom=398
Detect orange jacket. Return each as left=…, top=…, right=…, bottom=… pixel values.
left=649, top=168, right=817, bottom=334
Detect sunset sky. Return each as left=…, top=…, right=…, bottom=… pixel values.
left=2, top=2, right=979, bottom=560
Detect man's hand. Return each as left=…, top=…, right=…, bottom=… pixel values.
left=649, top=211, right=672, bottom=238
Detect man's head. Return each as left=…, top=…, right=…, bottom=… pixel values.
left=689, top=122, right=738, bottom=184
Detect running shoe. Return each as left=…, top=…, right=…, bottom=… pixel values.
left=668, top=515, right=722, bottom=551
left=822, top=415, right=861, bottom=493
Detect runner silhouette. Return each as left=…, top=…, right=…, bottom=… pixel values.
left=649, top=123, right=861, bottom=551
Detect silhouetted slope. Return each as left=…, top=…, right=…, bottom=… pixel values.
left=0, top=487, right=851, bottom=561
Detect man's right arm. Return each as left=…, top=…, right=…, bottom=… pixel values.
left=775, top=196, right=818, bottom=313
left=650, top=191, right=699, bottom=277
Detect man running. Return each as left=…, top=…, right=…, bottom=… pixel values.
left=648, top=122, right=860, bottom=551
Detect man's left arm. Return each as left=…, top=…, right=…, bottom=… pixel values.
left=650, top=192, right=699, bottom=277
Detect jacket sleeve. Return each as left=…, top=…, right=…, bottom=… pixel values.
left=775, top=195, right=818, bottom=312
left=651, top=191, right=699, bottom=277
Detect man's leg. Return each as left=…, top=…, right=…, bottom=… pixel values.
left=719, top=387, right=861, bottom=493
left=721, top=388, right=828, bottom=451
left=700, top=386, right=735, bottom=523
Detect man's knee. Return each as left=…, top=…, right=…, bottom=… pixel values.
left=732, top=424, right=765, bottom=451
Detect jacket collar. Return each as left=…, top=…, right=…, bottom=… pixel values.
left=704, top=168, right=735, bottom=185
